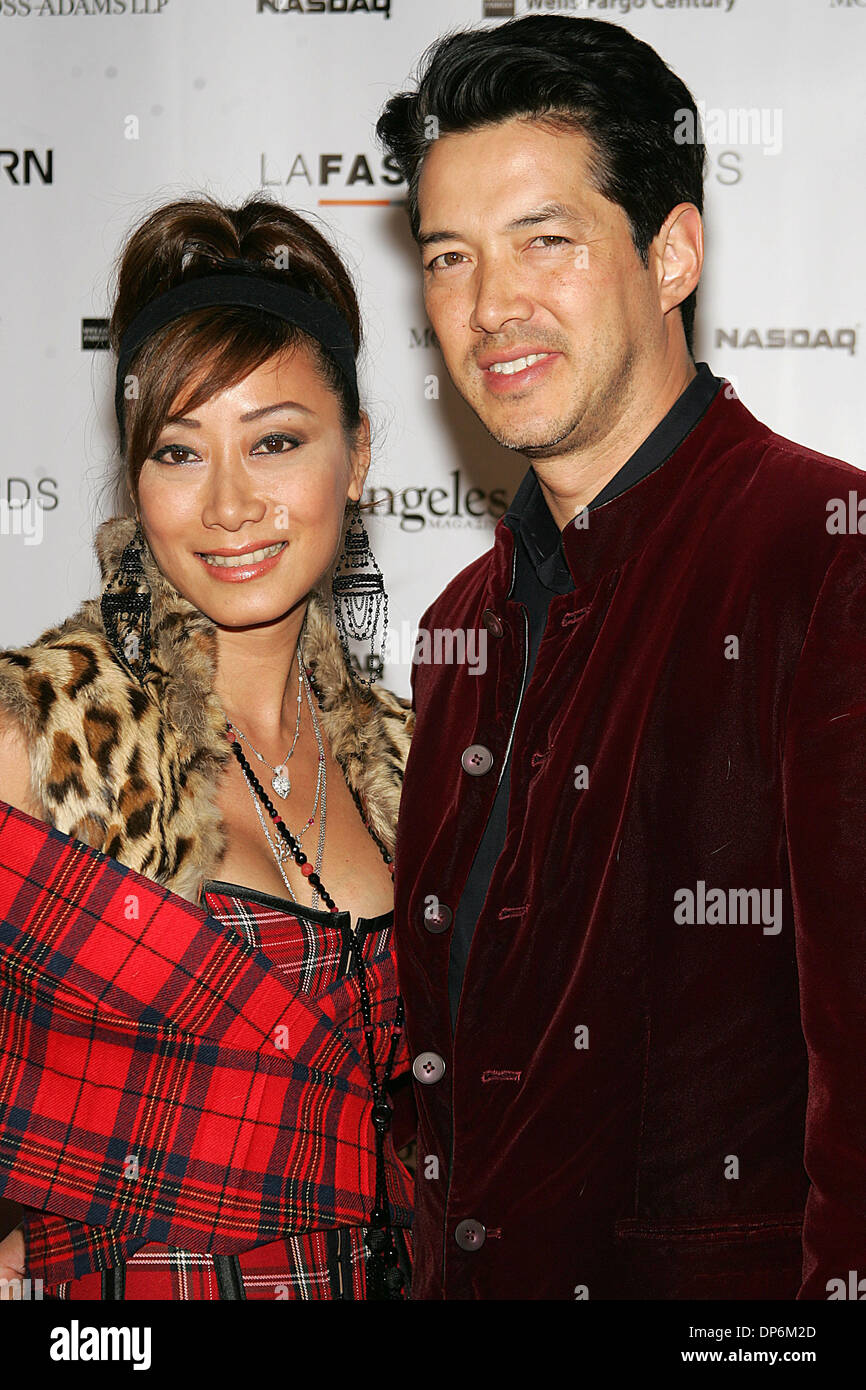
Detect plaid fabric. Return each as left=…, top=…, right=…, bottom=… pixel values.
left=0, top=800, right=413, bottom=1296
left=45, top=1224, right=414, bottom=1300
left=24, top=1210, right=413, bottom=1300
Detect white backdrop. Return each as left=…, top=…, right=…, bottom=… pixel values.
left=1, top=0, right=864, bottom=695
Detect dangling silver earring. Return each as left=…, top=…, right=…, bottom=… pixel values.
left=332, top=500, right=388, bottom=685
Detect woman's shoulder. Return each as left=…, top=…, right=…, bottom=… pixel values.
left=0, top=599, right=130, bottom=733
left=0, top=704, right=42, bottom=817
left=0, top=601, right=132, bottom=820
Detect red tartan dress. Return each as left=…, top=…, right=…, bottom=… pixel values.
left=0, top=806, right=414, bottom=1301
left=25, top=882, right=412, bottom=1300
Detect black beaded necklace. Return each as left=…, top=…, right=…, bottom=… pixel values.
left=225, top=670, right=406, bottom=1301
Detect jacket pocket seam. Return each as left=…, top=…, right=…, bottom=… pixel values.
left=615, top=1214, right=803, bottom=1243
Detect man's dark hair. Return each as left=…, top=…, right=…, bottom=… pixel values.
left=376, top=15, right=705, bottom=353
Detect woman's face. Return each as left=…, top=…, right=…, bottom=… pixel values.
left=136, top=345, right=369, bottom=630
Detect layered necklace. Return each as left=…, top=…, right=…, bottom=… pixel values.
left=228, top=648, right=304, bottom=800
left=225, top=649, right=405, bottom=1300
left=227, top=645, right=327, bottom=904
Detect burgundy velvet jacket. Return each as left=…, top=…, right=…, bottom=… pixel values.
left=393, top=383, right=866, bottom=1300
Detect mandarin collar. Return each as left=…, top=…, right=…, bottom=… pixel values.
left=488, top=379, right=766, bottom=603
left=504, top=362, right=723, bottom=594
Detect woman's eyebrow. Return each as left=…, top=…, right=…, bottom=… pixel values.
left=164, top=400, right=317, bottom=427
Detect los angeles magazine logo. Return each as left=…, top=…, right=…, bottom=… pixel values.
left=365, top=471, right=508, bottom=533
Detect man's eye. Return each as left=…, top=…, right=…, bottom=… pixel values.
left=426, top=251, right=467, bottom=273
left=151, top=445, right=197, bottom=466
left=251, top=433, right=301, bottom=455
left=531, top=235, right=570, bottom=249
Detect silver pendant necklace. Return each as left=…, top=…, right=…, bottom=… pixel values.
left=238, top=653, right=329, bottom=908
left=228, top=641, right=303, bottom=799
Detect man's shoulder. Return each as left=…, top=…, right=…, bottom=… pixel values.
left=691, top=393, right=864, bottom=567
left=714, top=392, right=861, bottom=504
left=751, top=426, right=861, bottom=498
left=696, top=398, right=866, bottom=607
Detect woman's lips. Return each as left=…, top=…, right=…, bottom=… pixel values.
left=196, top=540, right=287, bottom=582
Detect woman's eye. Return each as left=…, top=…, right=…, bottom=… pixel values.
left=151, top=445, right=198, bottom=466
left=251, top=433, right=301, bottom=455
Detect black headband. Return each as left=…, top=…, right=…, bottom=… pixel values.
left=114, top=272, right=359, bottom=444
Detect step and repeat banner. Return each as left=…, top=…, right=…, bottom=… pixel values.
left=1, top=0, right=864, bottom=694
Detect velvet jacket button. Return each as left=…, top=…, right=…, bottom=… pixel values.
left=481, top=608, right=504, bottom=638
left=461, top=744, right=494, bottom=776
left=412, top=1051, right=446, bottom=1084
left=423, top=900, right=453, bottom=934
left=455, top=1219, right=486, bottom=1251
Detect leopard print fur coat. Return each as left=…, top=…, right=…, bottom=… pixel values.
left=0, top=515, right=413, bottom=903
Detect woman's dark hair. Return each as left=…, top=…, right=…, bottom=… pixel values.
left=376, top=15, right=705, bottom=352
left=108, top=195, right=363, bottom=506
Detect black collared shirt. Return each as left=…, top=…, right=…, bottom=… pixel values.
left=448, top=361, right=724, bottom=1028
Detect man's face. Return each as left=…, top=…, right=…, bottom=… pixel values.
left=416, top=117, right=667, bottom=460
